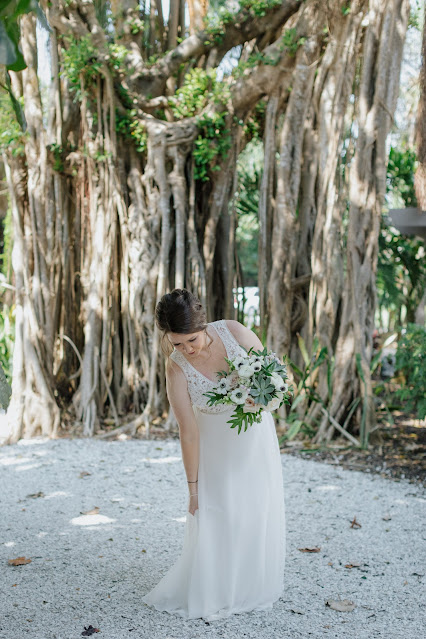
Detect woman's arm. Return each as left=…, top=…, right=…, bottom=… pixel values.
left=225, top=319, right=264, bottom=353
left=166, top=359, right=199, bottom=513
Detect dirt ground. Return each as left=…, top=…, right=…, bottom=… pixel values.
left=278, top=413, right=426, bottom=487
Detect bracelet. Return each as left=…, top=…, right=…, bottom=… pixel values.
left=189, top=493, right=198, bottom=497
left=187, top=480, right=198, bottom=483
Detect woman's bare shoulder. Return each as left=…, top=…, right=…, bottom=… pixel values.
left=166, top=356, right=185, bottom=381
left=224, top=319, right=244, bottom=338
left=224, top=319, right=263, bottom=351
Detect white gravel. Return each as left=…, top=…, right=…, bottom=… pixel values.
left=0, top=436, right=424, bottom=639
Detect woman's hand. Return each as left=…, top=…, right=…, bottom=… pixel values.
left=188, top=493, right=199, bottom=516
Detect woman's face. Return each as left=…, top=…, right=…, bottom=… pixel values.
left=167, top=330, right=206, bottom=357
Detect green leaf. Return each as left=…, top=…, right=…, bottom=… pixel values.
left=0, top=20, right=19, bottom=66
left=281, top=419, right=303, bottom=441
left=0, top=362, right=11, bottom=410
left=297, top=333, right=310, bottom=367
left=3, top=71, right=26, bottom=130
left=355, top=353, right=365, bottom=383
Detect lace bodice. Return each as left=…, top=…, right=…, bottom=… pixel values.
left=169, top=319, right=246, bottom=414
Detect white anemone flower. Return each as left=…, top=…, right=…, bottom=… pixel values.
left=216, top=378, right=229, bottom=395
left=232, top=356, right=246, bottom=370
left=230, top=388, right=249, bottom=404
left=270, top=372, right=288, bottom=392
left=252, top=361, right=262, bottom=372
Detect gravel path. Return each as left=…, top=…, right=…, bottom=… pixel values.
left=0, top=437, right=424, bottom=639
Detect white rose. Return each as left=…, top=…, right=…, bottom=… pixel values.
left=238, top=364, right=255, bottom=378
left=265, top=397, right=281, bottom=412
left=230, top=388, right=249, bottom=404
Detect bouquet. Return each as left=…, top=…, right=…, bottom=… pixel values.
left=203, top=346, right=293, bottom=434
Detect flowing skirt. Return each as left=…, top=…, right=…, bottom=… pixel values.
left=142, top=405, right=286, bottom=621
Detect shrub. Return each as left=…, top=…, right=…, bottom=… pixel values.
left=394, top=323, right=426, bottom=420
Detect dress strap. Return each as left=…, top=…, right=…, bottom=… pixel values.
left=169, top=349, right=192, bottom=378
left=210, top=319, right=243, bottom=360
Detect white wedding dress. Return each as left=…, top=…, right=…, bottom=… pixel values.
left=142, top=319, right=286, bottom=621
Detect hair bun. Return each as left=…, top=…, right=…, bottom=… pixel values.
left=155, top=288, right=207, bottom=347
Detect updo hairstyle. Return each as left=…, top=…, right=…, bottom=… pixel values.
left=155, top=288, right=213, bottom=357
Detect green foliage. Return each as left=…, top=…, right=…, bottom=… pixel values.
left=242, top=100, right=266, bottom=141
left=61, top=36, right=103, bottom=100
left=107, top=43, right=129, bottom=72
left=377, top=145, right=425, bottom=329
left=279, top=335, right=347, bottom=445
left=0, top=206, right=13, bottom=278
left=193, top=111, right=232, bottom=181
left=0, top=302, right=14, bottom=389
left=0, top=89, right=26, bottom=154
left=280, top=28, right=306, bottom=56
left=170, top=68, right=218, bottom=119
left=239, top=0, right=282, bottom=18
left=394, top=324, right=426, bottom=420
left=377, top=219, right=425, bottom=325
left=386, top=146, right=417, bottom=208
left=232, top=29, right=305, bottom=78
left=408, top=0, right=423, bottom=30
left=0, top=0, right=49, bottom=72
left=171, top=69, right=232, bottom=181
left=204, top=0, right=281, bottom=44
left=49, top=142, right=65, bottom=172
left=61, top=36, right=130, bottom=102
left=341, top=1, right=351, bottom=16
left=115, top=109, right=147, bottom=153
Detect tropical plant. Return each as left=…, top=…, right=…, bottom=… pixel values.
left=394, top=323, right=426, bottom=420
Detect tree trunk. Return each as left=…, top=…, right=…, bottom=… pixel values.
left=1, top=0, right=410, bottom=446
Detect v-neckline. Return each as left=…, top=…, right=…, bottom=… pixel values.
left=175, top=321, right=231, bottom=384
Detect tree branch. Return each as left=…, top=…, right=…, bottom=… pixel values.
left=137, top=0, right=303, bottom=95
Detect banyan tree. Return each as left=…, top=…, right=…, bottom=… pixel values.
left=1, top=0, right=411, bottom=444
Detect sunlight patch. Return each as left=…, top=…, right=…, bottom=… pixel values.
left=71, top=514, right=117, bottom=526
left=140, top=456, right=181, bottom=464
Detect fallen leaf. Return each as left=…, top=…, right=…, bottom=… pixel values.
left=350, top=516, right=362, bottom=528
left=8, top=557, right=32, bottom=566
left=344, top=562, right=361, bottom=568
left=298, top=546, right=321, bottom=553
left=81, top=626, right=100, bottom=636
left=325, top=598, right=356, bottom=612
left=26, top=492, right=44, bottom=499
left=12, top=584, right=17, bottom=587
left=79, top=471, right=92, bottom=478
left=328, top=562, right=333, bottom=566
left=141, top=549, right=146, bottom=553
left=81, top=507, right=100, bottom=516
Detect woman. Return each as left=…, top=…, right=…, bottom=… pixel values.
left=142, top=288, right=286, bottom=621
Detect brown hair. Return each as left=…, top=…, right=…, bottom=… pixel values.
left=155, top=288, right=213, bottom=358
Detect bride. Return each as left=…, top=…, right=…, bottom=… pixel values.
left=142, top=288, right=286, bottom=622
